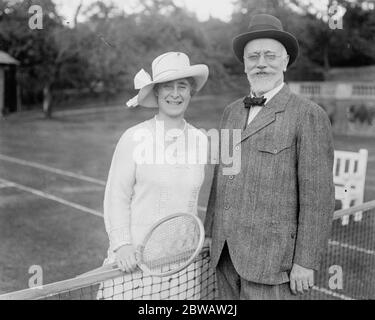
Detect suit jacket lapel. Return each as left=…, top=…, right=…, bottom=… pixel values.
left=240, top=84, right=292, bottom=143
left=225, top=97, right=249, bottom=131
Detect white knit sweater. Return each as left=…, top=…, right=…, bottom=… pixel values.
left=103, top=117, right=207, bottom=258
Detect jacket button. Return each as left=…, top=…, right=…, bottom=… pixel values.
left=229, top=175, right=234, bottom=180
left=273, top=149, right=278, bottom=154
left=291, top=233, right=295, bottom=239
left=235, top=146, right=240, bottom=151
left=224, top=204, right=230, bottom=210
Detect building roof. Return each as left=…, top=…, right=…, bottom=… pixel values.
left=0, top=51, right=19, bottom=65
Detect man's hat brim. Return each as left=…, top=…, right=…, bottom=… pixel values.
left=233, top=29, right=299, bottom=66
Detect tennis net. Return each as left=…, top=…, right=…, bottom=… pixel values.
left=308, top=200, right=375, bottom=300
left=0, top=247, right=217, bottom=300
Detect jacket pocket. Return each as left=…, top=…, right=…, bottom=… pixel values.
left=257, top=141, right=293, bottom=155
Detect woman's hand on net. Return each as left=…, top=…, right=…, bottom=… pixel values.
left=115, top=244, right=138, bottom=273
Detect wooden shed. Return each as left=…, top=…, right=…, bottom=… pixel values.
left=0, top=51, right=19, bottom=116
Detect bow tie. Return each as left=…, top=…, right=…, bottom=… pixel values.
left=243, top=96, right=267, bottom=108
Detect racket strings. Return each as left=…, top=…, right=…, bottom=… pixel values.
left=141, top=216, right=201, bottom=273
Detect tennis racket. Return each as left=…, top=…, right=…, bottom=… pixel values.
left=85, top=213, right=205, bottom=278
left=136, top=212, right=205, bottom=277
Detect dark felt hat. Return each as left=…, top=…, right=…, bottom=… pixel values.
left=232, top=14, right=299, bottom=66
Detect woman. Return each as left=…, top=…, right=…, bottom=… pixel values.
left=99, top=52, right=209, bottom=299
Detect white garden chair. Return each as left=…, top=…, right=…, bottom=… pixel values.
left=333, top=149, right=368, bottom=225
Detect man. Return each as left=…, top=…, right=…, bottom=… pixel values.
left=204, top=14, right=335, bottom=300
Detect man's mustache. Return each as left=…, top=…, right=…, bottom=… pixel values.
left=249, top=70, right=275, bottom=76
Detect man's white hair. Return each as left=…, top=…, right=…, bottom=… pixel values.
left=280, top=45, right=288, bottom=58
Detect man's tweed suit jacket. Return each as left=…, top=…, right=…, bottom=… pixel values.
left=204, top=84, right=335, bottom=285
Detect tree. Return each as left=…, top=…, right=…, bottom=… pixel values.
left=0, top=0, right=100, bottom=117
left=0, top=1, right=63, bottom=116
left=289, top=0, right=375, bottom=73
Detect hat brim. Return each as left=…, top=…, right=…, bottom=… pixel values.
left=233, top=30, right=299, bottom=67
left=137, top=65, right=209, bottom=108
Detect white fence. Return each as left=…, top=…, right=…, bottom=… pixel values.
left=289, top=82, right=375, bottom=101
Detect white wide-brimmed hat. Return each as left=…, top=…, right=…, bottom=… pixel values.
left=126, top=52, right=209, bottom=108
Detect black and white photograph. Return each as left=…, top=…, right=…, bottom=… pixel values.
left=0, top=0, right=374, bottom=303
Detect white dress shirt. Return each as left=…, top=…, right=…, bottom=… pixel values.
left=247, top=82, right=285, bottom=125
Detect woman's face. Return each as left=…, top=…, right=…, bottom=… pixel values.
left=155, top=78, right=192, bottom=118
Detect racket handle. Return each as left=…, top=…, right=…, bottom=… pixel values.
left=203, top=237, right=212, bottom=250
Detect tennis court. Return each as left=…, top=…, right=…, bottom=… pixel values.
left=1, top=95, right=375, bottom=299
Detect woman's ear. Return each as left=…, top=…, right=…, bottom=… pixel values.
left=153, top=85, right=159, bottom=97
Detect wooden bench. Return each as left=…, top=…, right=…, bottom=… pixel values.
left=333, top=149, right=368, bottom=225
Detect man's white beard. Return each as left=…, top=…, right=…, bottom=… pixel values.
left=248, top=74, right=281, bottom=96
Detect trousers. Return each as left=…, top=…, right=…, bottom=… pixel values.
left=216, top=242, right=298, bottom=300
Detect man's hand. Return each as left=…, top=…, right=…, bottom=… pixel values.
left=290, top=263, right=314, bottom=295
left=115, top=244, right=138, bottom=273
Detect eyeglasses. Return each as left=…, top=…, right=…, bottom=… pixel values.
left=244, top=52, right=286, bottom=63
